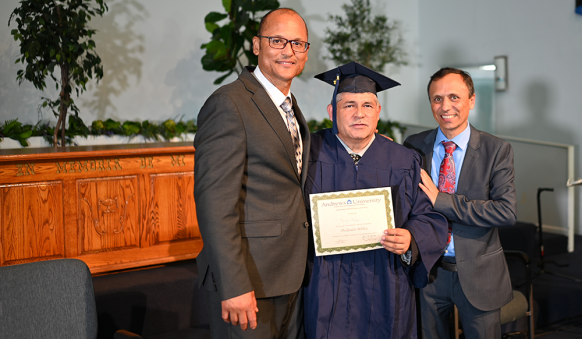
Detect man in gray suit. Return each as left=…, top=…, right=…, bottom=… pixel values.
left=194, top=8, right=310, bottom=339
left=404, top=68, right=517, bottom=339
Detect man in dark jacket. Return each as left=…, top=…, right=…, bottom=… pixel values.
left=404, top=67, right=517, bottom=339
left=195, top=8, right=311, bottom=339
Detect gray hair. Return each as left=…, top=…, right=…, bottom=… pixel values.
left=333, top=92, right=380, bottom=106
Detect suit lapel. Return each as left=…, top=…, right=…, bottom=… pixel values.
left=422, top=129, right=438, bottom=173
left=456, top=126, right=481, bottom=195
left=239, top=69, right=301, bottom=180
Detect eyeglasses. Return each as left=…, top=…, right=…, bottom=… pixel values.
left=256, top=35, right=310, bottom=53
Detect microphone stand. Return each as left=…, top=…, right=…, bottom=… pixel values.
left=531, top=187, right=582, bottom=283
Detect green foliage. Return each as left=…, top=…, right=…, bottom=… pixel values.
left=139, top=120, right=159, bottom=141
left=324, top=0, right=407, bottom=71
left=122, top=121, right=141, bottom=137
left=0, top=119, right=34, bottom=147
left=91, top=119, right=104, bottom=130
left=307, top=118, right=333, bottom=132
left=376, top=119, right=406, bottom=141
left=9, top=0, right=108, bottom=145
left=67, top=113, right=90, bottom=138
left=0, top=116, right=403, bottom=147
left=201, top=0, right=280, bottom=84
left=0, top=117, right=198, bottom=147
left=102, top=118, right=121, bottom=131
left=307, top=118, right=406, bottom=141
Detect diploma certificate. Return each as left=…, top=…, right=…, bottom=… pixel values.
left=309, top=187, right=395, bottom=256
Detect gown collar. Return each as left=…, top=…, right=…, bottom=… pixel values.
left=335, top=134, right=376, bottom=157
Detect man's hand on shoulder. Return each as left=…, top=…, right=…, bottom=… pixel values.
left=376, top=131, right=393, bottom=141
left=221, top=291, right=259, bottom=331
left=381, top=228, right=411, bottom=255
left=419, top=169, right=438, bottom=206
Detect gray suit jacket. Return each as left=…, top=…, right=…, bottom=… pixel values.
left=194, top=67, right=311, bottom=300
left=404, top=125, right=516, bottom=311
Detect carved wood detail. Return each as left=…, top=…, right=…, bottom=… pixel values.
left=0, top=143, right=201, bottom=274
left=77, top=176, right=139, bottom=255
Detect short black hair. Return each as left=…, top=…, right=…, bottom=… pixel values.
left=427, top=67, right=474, bottom=100
left=257, top=8, right=308, bottom=39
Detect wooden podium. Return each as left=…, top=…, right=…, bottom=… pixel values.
left=0, top=142, right=201, bottom=274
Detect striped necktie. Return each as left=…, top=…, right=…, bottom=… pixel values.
left=280, top=97, right=302, bottom=174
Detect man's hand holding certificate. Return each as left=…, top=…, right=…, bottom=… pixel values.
left=309, top=187, right=396, bottom=256
left=380, top=227, right=412, bottom=255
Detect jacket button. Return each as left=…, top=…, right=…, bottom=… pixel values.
left=304, top=222, right=309, bottom=228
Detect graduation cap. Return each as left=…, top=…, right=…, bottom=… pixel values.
left=314, top=62, right=401, bottom=134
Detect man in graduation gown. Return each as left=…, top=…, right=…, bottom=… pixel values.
left=303, top=62, right=449, bottom=339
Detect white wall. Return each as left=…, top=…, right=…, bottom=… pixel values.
left=0, top=0, right=419, bottom=125
left=3, top=0, right=582, bottom=233
left=418, top=0, right=582, bottom=234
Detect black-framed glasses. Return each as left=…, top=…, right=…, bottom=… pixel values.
left=256, top=35, right=310, bottom=53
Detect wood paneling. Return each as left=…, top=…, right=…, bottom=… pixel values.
left=0, top=143, right=200, bottom=274
left=0, top=182, right=64, bottom=265
left=144, top=172, right=199, bottom=246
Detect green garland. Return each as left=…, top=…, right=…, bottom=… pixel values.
left=1, top=117, right=405, bottom=147
left=0, top=117, right=197, bottom=147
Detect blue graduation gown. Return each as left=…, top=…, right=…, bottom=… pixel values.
left=304, top=129, right=448, bottom=339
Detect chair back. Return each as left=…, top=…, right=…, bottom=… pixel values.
left=454, top=251, right=534, bottom=339
left=0, top=259, right=98, bottom=339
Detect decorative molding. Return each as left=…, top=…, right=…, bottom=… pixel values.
left=0, top=134, right=195, bottom=150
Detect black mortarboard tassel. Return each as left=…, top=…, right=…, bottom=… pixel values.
left=315, top=62, right=400, bottom=134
